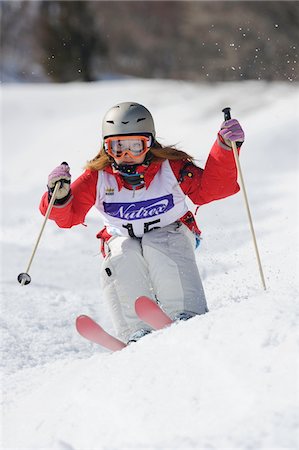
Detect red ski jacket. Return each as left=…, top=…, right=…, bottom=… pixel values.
left=40, top=138, right=240, bottom=234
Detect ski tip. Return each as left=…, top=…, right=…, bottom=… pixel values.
left=75, top=314, right=127, bottom=351
left=75, top=314, right=93, bottom=330
left=135, top=295, right=173, bottom=329
left=135, top=295, right=153, bottom=312
left=135, top=297, right=145, bottom=315
left=76, top=314, right=89, bottom=322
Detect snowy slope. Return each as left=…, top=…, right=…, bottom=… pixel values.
left=1, top=79, right=299, bottom=450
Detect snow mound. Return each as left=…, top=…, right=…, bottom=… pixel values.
left=2, top=79, right=299, bottom=449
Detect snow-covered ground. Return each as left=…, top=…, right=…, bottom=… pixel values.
left=1, top=79, right=299, bottom=450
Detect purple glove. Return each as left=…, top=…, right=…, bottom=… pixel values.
left=219, top=119, right=245, bottom=148
left=48, top=163, right=71, bottom=200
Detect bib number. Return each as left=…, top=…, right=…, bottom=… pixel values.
left=122, top=219, right=161, bottom=238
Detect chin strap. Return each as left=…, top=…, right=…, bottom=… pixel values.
left=117, top=168, right=145, bottom=188
left=112, top=162, right=139, bottom=174
left=111, top=152, right=153, bottom=187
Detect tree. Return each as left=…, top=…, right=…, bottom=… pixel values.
left=38, top=1, right=107, bottom=82
left=1, top=0, right=298, bottom=82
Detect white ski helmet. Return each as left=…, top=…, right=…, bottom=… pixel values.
left=102, top=102, right=156, bottom=139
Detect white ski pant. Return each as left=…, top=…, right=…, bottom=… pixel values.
left=100, top=222, right=207, bottom=342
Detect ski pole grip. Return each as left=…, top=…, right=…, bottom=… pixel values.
left=222, top=107, right=231, bottom=121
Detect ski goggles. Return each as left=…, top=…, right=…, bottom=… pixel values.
left=104, top=135, right=151, bottom=159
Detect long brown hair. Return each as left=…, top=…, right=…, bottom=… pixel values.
left=85, top=141, right=194, bottom=171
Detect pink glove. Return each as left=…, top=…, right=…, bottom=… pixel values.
left=219, top=119, right=244, bottom=147
left=48, top=162, right=71, bottom=200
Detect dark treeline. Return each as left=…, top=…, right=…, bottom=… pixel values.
left=1, top=0, right=298, bottom=83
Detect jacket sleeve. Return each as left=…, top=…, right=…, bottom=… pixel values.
left=170, top=138, right=240, bottom=206
left=39, top=169, right=98, bottom=228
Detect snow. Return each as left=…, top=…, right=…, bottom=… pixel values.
left=1, top=79, right=299, bottom=450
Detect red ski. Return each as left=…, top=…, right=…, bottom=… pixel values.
left=76, top=297, right=173, bottom=351
left=76, top=315, right=126, bottom=352
left=135, top=296, right=173, bottom=330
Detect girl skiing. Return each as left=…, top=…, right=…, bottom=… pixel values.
left=40, top=102, right=244, bottom=343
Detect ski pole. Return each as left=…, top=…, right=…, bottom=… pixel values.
left=222, top=107, right=266, bottom=290
left=17, top=166, right=66, bottom=286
